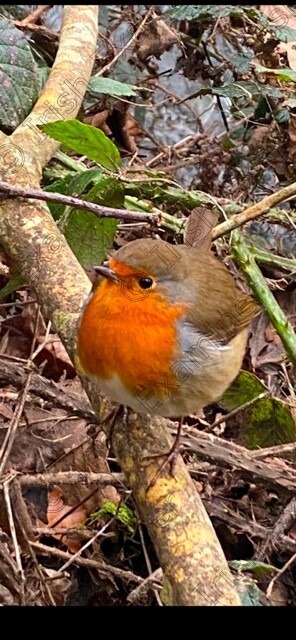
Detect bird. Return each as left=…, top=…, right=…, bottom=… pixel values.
left=77, top=238, right=258, bottom=478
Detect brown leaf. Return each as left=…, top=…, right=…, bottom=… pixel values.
left=83, top=109, right=112, bottom=135
left=288, top=117, right=296, bottom=163
left=38, top=485, right=86, bottom=553
left=249, top=312, right=285, bottom=370
left=184, top=208, right=219, bottom=251
left=50, top=436, right=121, bottom=512
left=0, top=404, right=88, bottom=473
left=136, top=19, right=180, bottom=61
left=260, top=5, right=296, bottom=70
left=42, top=568, right=72, bottom=606
left=121, top=113, right=144, bottom=154
left=0, top=300, right=75, bottom=380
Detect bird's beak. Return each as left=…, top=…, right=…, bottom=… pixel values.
left=94, top=264, right=119, bottom=282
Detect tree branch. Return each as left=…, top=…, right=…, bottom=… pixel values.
left=0, top=179, right=158, bottom=223
left=213, top=181, right=296, bottom=238
left=232, top=230, right=296, bottom=365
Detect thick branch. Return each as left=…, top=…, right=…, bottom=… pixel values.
left=12, top=6, right=99, bottom=174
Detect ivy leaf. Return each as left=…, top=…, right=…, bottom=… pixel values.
left=216, top=36, right=253, bottom=74
left=164, top=6, right=244, bottom=21
left=41, top=120, right=121, bottom=171
left=256, top=64, right=296, bottom=83
left=89, top=76, right=137, bottom=96
left=0, top=17, right=40, bottom=130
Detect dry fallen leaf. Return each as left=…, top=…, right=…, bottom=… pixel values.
left=136, top=19, right=180, bottom=61
left=288, top=117, right=296, bottom=163
left=260, top=5, right=296, bottom=70
left=84, top=109, right=112, bottom=135
left=38, top=485, right=86, bottom=553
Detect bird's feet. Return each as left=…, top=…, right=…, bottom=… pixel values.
left=103, top=405, right=129, bottom=450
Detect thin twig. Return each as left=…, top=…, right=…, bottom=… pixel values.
left=206, top=392, right=269, bottom=431
left=18, top=471, right=125, bottom=487
left=127, top=568, right=163, bottom=604
left=258, top=497, right=296, bottom=561
left=250, top=442, right=296, bottom=459
left=35, top=526, right=114, bottom=540
left=17, top=518, right=57, bottom=607
left=54, top=519, right=115, bottom=576
left=0, top=357, right=97, bottom=422
left=0, top=179, right=157, bottom=224
left=16, top=5, right=51, bottom=26
left=0, top=371, right=32, bottom=476
left=138, top=521, right=163, bottom=606
left=30, top=540, right=143, bottom=584
left=266, top=552, right=296, bottom=599
left=94, top=6, right=154, bottom=78
left=3, top=482, right=25, bottom=595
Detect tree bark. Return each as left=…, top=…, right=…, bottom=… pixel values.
left=0, top=5, right=241, bottom=606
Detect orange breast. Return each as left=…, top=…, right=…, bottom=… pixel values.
left=77, top=275, right=187, bottom=397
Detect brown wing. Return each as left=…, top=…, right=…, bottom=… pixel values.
left=185, top=250, right=259, bottom=344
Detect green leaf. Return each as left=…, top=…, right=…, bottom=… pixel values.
left=256, top=65, right=296, bottom=83
left=63, top=176, right=122, bottom=268
left=223, top=135, right=237, bottom=150
left=239, top=582, right=263, bottom=607
left=229, top=560, right=276, bottom=576
left=246, top=398, right=296, bottom=449
left=0, top=272, right=26, bottom=300
left=165, top=5, right=296, bottom=42
left=90, top=501, right=136, bottom=534
left=193, top=81, right=282, bottom=107
left=44, top=170, right=113, bottom=221
left=89, top=76, right=137, bottom=96
left=270, top=25, right=296, bottom=43
left=214, top=80, right=283, bottom=100
left=275, top=108, right=290, bottom=123
left=217, top=37, right=253, bottom=74
left=164, top=5, right=244, bottom=21
left=243, top=7, right=296, bottom=42
left=0, top=5, right=30, bottom=19
left=41, top=120, right=121, bottom=171
left=0, top=17, right=40, bottom=130
left=67, top=168, right=104, bottom=196
left=44, top=174, right=77, bottom=220
left=85, top=176, right=124, bottom=207
left=64, top=210, right=117, bottom=269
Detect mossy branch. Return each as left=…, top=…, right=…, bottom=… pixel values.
left=232, top=230, right=296, bottom=366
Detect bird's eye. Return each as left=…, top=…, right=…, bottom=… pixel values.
left=138, top=277, right=154, bottom=289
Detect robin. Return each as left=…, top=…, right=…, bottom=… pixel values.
left=77, top=238, right=258, bottom=477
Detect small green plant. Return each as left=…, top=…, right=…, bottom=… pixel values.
left=90, top=501, right=137, bottom=535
